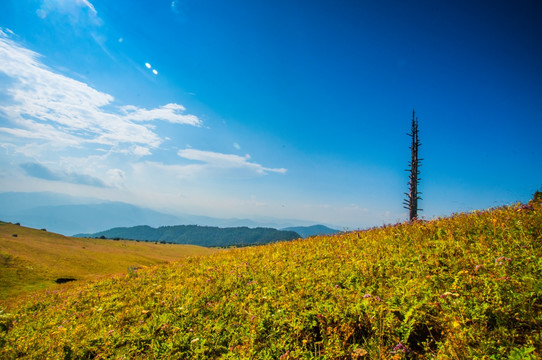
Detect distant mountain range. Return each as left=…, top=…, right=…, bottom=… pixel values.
left=75, top=225, right=301, bottom=247
left=0, top=192, right=181, bottom=235
left=282, top=225, right=340, bottom=238
left=0, top=192, right=340, bottom=237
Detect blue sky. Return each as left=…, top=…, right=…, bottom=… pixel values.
left=0, top=0, right=541, bottom=228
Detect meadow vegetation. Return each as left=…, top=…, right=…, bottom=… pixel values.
left=0, top=223, right=218, bottom=301
left=0, top=198, right=540, bottom=359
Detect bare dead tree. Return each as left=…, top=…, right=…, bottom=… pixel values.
left=404, top=109, right=422, bottom=220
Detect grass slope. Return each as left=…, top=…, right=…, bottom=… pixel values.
left=1, top=201, right=541, bottom=359
left=0, top=223, right=218, bottom=302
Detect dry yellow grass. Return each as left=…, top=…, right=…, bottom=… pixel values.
left=0, top=222, right=218, bottom=302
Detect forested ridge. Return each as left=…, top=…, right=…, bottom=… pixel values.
left=76, top=225, right=301, bottom=247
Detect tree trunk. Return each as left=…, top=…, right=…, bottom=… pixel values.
left=404, top=110, right=422, bottom=221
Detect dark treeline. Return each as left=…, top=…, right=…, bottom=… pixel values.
left=76, top=225, right=300, bottom=247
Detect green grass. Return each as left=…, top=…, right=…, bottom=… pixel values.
left=1, top=200, right=541, bottom=359
left=0, top=223, right=218, bottom=302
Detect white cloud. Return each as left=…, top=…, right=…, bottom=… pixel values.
left=144, top=62, right=158, bottom=75
left=80, top=0, right=97, bottom=15
left=37, top=0, right=101, bottom=25
left=120, top=103, right=200, bottom=126
left=0, top=30, right=291, bottom=218
left=131, top=145, right=152, bottom=157
left=178, top=148, right=287, bottom=175
left=107, top=168, right=126, bottom=188
left=0, top=31, right=201, bottom=150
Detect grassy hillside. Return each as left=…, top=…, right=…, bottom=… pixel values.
left=0, top=223, right=218, bottom=301
left=1, top=200, right=541, bottom=359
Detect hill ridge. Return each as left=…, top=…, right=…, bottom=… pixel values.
left=281, top=224, right=340, bottom=238
left=76, top=224, right=301, bottom=247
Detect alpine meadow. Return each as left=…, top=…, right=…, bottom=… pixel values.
left=1, top=194, right=540, bottom=359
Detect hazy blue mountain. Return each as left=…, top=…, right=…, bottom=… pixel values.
left=0, top=191, right=340, bottom=236
left=0, top=192, right=254, bottom=235
left=0, top=201, right=182, bottom=236
left=173, top=214, right=263, bottom=228
left=76, top=225, right=301, bottom=247
left=0, top=191, right=101, bottom=213
left=281, top=225, right=340, bottom=238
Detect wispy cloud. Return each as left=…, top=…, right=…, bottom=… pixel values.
left=121, top=104, right=201, bottom=126
left=170, top=1, right=180, bottom=14
left=178, top=148, right=287, bottom=175
left=80, top=0, right=98, bottom=15
left=36, top=0, right=101, bottom=25
left=126, top=148, right=287, bottom=195
left=20, top=162, right=108, bottom=187
left=0, top=30, right=200, bottom=150
left=0, top=29, right=287, bottom=203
